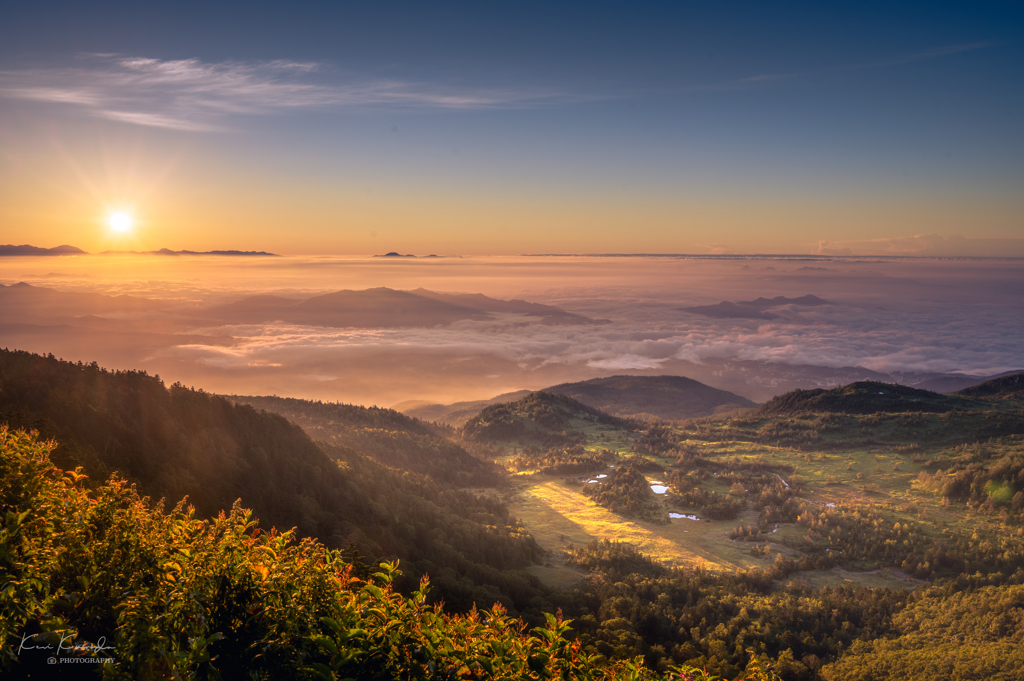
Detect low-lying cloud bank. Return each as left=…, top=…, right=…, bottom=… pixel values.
left=1, top=255, right=1021, bottom=406
left=815, top=234, right=1024, bottom=257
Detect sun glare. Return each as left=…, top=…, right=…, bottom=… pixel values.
left=109, top=212, right=133, bottom=233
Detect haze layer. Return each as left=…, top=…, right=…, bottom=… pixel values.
left=1, top=254, right=1020, bottom=406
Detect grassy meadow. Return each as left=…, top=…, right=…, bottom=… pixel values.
left=479, top=396, right=1024, bottom=593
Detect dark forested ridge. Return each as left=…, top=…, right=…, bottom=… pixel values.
left=0, top=348, right=326, bottom=520
left=955, top=371, right=1024, bottom=399
left=228, top=394, right=504, bottom=487
left=0, top=349, right=546, bottom=616
left=545, top=374, right=757, bottom=420
left=757, top=381, right=974, bottom=416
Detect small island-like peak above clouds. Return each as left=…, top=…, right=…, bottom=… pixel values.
left=0, top=244, right=278, bottom=256
left=0, top=244, right=87, bottom=256
left=375, top=252, right=445, bottom=257
left=681, top=294, right=830, bottom=320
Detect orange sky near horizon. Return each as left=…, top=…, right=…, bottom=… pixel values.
left=3, top=148, right=1022, bottom=257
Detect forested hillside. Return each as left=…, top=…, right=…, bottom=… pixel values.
left=228, top=394, right=503, bottom=487
left=757, top=381, right=971, bottom=416
left=955, top=371, right=1024, bottom=399
left=545, top=375, right=757, bottom=419
left=0, top=429, right=690, bottom=681
left=0, top=350, right=546, bottom=615
left=463, top=391, right=633, bottom=446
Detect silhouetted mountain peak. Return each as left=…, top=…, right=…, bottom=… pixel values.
left=682, top=294, right=831, bottom=319
left=0, top=244, right=88, bottom=256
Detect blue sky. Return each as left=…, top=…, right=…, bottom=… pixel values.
left=1, top=1, right=1021, bottom=254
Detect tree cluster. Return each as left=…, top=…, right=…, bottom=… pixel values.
left=564, top=540, right=907, bottom=680
left=510, top=444, right=614, bottom=475
left=582, top=463, right=667, bottom=523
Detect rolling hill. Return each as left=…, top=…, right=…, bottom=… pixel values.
left=400, top=374, right=755, bottom=425
left=462, top=391, right=632, bottom=447
left=756, top=381, right=972, bottom=416
left=544, top=374, right=757, bottom=419
left=955, top=371, right=1024, bottom=398
left=398, top=389, right=534, bottom=425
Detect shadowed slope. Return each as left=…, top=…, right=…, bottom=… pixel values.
left=398, top=390, right=534, bottom=425
left=228, top=394, right=504, bottom=487
left=0, top=349, right=545, bottom=614
left=955, top=371, right=1024, bottom=398
left=757, top=381, right=971, bottom=416
left=545, top=374, right=756, bottom=419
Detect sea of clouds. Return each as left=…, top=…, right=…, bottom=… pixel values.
left=2, top=255, right=1021, bottom=406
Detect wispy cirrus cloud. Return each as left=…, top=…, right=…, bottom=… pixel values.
left=862, top=41, right=997, bottom=69
left=0, top=54, right=574, bottom=131
left=707, top=41, right=997, bottom=92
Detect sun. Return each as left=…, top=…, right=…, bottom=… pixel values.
left=109, top=212, right=133, bottom=233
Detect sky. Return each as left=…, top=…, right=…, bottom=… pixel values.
left=1, top=1, right=1022, bottom=256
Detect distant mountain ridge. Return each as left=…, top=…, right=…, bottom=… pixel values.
left=0, top=244, right=276, bottom=256
left=398, top=390, right=535, bottom=424
left=915, top=370, right=1024, bottom=394
left=0, top=244, right=86, bottom=256
left=672, top=357, right=1024, bottom=402
left=400, top=374, right=756, bottom=424
left=0, top=281, right=168, bottom=316
left=201, top=287, right=599, bottom=328
left=102, top=248, right=279, bottom=256
left=681, top=294, right=830, bottom=319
